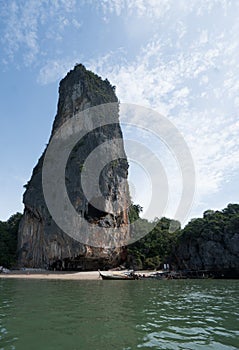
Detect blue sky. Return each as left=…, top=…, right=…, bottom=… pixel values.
left=0, top=0, right=239, bottom=225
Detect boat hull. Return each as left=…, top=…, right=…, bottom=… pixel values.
left=99, top=271, right=135, bottom=280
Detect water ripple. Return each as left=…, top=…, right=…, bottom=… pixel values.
left=0, top=279, right=238, bottom=349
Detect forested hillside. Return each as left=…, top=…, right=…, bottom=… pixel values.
left=0, top=213, right=22, bottom=268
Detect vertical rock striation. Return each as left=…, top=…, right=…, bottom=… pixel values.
left=18, top=64, right=130, bottom=270
left=174, top=232, right=239, bottom=277
left=172, top=206, right=239, bottom=278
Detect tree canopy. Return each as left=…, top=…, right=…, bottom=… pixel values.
left=126, top=204, right=181, bottom=269
left=0, top=213, right=22, bottom=268
left=179, top=203, right=239, bottom=241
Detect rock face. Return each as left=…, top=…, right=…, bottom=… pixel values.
left=173, top=219, right=239, bottom=278
left=18, top=64, right=130, bottom=270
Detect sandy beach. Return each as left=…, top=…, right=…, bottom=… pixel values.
left=0, top=270, right=101, bottom=280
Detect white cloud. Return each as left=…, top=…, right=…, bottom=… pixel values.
left=1, top=0, right=40, bottom=65
left=97, top=0, right=233, bottom=20
left=72, top=18, right=82, bottom=29
left=87, top=3, right=239, bottom=219
left=2, top=0, right=239, bottom=221
left=199, top=30, right=208, bottom=44
left=37, top=58, right=79, bottom=85
left=1, top=0, right=80, bottom=66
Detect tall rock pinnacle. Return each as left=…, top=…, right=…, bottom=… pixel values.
left=18, top=64, right=130, bottom=270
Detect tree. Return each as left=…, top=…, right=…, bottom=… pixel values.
left=128, top=204, right=143, bottom=223
left=127, top=215, right=181, bottom=270
left=223, top=203, right=239, bottom=217
left=0, top=213, right=22, bottom=268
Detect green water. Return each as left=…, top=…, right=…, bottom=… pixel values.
left=0, top=279, right=238, bottom=350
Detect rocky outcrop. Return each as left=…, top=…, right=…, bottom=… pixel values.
left=173, top=210, right=239, bottom=278
left=18, top=64, right=130, bottom=270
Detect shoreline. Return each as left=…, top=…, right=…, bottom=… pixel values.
left=0, top=270, right=161, bottom=281
left=1, top=269, right=236, bottom=280
left=0, top=271, right=101, bottom=280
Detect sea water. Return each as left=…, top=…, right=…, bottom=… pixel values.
left=0, top=279, right=238, bottom=349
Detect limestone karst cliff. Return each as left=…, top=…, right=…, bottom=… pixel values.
left=172, top=205, right=239, bottom=278
left=18, top=64, right=130, bottom=270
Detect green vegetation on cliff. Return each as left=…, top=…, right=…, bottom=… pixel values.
left=127, top=203, right=239, bottom=272
left=178, top=203, right=239, bottom=243
left=0, top=213, right=22, bottom=268
left=127, top=204, right=181, bottom=269
left=174, top=204, right=239, bottom=274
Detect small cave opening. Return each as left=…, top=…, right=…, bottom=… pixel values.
left=84, top=197, right=108, bottom=222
